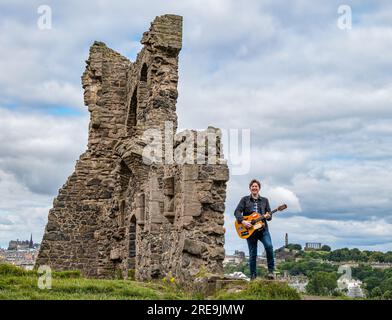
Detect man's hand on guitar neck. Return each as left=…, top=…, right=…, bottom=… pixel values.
left=264, top=213, right=271, bottom=220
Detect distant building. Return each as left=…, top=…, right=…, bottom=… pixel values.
left=7, top=234, right=40, bottom=251
left=8, top=239, right=29, bottom=251
left=1, top=248, right=39, bottom=270
left=275, top=248, right=297, bottom=261
left=234, top=250, right=245, bottom=260
left=2, top=235, right=40, bottom=270
left=257, top=254, right=267, bottom=264
left=274, top=234, right=300, bottom=261
left=223, top=250, right=246, bottom=265
left=305, top=242, right=322, bottom=251
left=29, top=233, right=34, bottom=249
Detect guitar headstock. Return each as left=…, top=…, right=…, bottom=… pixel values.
left=278, top=204, right=287, bottom=211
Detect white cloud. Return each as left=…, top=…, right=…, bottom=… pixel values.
left=0, top=108, right=89, bottom=194
left=265, top=187, right=302, bottom=213
left=0, top=169, right=51, bottom=248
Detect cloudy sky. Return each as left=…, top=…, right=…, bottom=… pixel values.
left=0, top=0, right=391, bottom=254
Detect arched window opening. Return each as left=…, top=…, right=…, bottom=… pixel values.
left=140, top=63, right=148, bottom=82
left=119, top=161, right=132, bottom=193
left=138, top=64, right=149, bottom=113
left=126, top=87, right=137, bottom=134
left=128, top=215, right=137, bottom=270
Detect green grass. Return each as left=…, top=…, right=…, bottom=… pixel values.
left=0, top=264, right=301, bottom=300
left=214, top=280, right=301, bottom=300
left=0, top=277, right=188, bottom=300
left=0, top=264, right=188, bottom=300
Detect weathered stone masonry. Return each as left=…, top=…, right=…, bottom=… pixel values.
left=36, top=14, right=229, bottom=284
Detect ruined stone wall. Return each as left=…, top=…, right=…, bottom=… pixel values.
left=36, top=14, right=229, bottom=284
left=36, top=41, right=130, bottom=277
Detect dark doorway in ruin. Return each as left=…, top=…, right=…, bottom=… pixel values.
left=126, top=63, right=148, bottom=136
left=119, top=161, right=132, bottom=194
left=137, top=64, right=149, bottom=114
left=119, top=161, right=132, bottom=227
left=126, top=88, right=137, bottom=135
left=140, top=63, right=148, bottom=82
left=128, top=215, right=137, bottom=270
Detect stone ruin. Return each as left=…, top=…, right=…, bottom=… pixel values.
left=36, top=14, right=229, bottom=284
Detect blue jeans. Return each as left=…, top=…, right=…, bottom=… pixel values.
left=246, top=229, right=274, bottom=278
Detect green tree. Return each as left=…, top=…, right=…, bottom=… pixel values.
left=370, top=287, right=382, bottom=298
left=279, top=260, right=338, bottom=277
left=307, top=251, right=321, bottom=259
left=369, top=251, right=385, bottom=263
left=384, top=268, right=392, bottom=278
left=384, top=252, right=392, bottom=263
left=350, top=248, right=361, bottom=261
left=306, top=271, right=338, bottom=296
left=287, top=243, right=302, bottom=251
left=327, top=248, right=351, bottom=262
left=383, top=290, right=392, bottom=300
left=364, top=276, right=382, bottom=292
left=359, top=251, right=369, bottom=262
left=380, top=277, right=392, bottom=293
left=321, top=245, right=331, bottom=252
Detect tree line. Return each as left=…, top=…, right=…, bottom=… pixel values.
left=281, top=244, right=392, bottom=263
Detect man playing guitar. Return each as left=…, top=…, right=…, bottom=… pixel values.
left=234, top=179, right=275, bottom=280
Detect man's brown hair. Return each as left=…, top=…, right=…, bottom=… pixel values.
left=249, top=179, right=261, bottom=189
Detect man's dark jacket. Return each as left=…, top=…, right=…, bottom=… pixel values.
left=234, top=195, right=272, bottom=231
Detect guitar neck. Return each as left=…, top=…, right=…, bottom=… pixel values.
left=252, top=208, right=278, bottom=223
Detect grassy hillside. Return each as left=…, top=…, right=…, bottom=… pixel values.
left=0, top=263, right=300, bottom=300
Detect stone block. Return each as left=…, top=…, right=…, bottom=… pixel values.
left=150, top=190, right=163, bottom=201
left=183, top=239, right=207, bottom=257
left=149, top=201, right=164, bottom=223
left=213, top=165, right=229, bottom=181
left=210, top=202, right=225, bottom=213
left=209, top=247, right=225, bottom=260
left=183, top=195, right=201, bottom=217
left=182, top=165, right=198, bottom=181
left=163, top=211, right=175, bottom=218
left=182, top=182, right=202, bottom=216
left=163, top=176, right=174, bottom=196
left=110, top=249, right=121, bottom=260
left=86, top=178, right=102, bottom=186
left=46, top=221, right=60, bottom=232
left=135, top=193, right=145, bottom=208
left=164, top=197, right=174, bottom=211
left=149, top=201, right=161, bottom=215
left=135, top=207, right=144, bottom=222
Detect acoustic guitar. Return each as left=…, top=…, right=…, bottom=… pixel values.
left=235, top=204, right=287, bottom=239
